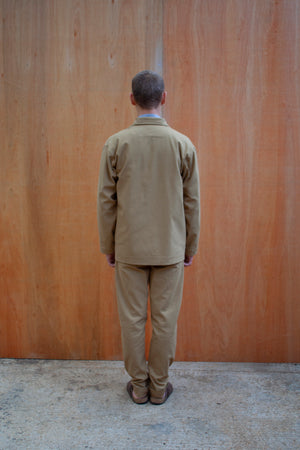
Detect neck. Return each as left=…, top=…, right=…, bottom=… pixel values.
left=136, top=105, right=161, bottom=117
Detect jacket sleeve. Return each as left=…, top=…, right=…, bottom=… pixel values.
left=97, top=141, right=118, bottom=254
left=182, top=146, right=200, bottom=256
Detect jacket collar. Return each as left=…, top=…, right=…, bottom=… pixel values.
left=132, top=117, right=168, bottom=127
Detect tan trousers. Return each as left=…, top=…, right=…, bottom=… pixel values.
left=115, top=261, right=184, bottom=398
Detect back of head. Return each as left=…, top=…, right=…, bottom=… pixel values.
left=132, top=70, right=165, bottom=109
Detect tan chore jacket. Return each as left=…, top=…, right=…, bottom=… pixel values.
left=97, top=117, right=200, bottom=265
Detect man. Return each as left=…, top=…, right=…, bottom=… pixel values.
left=97, top=70, right=200, bottom=405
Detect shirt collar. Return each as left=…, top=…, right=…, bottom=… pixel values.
left=138, top=113, right=161, bottom=118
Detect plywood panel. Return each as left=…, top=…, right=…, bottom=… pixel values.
left=1, top=0, right=299, bottom=362
left=0, top=0, right=162, bottom=359
left=164, top=0, right=300, bottom=361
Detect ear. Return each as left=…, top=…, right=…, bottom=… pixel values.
left=161, top=91, right=167, bottom=105
left=130, top=93, right=136, bottom=106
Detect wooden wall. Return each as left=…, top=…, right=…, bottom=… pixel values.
left=1, top=0, right=299, bottom=362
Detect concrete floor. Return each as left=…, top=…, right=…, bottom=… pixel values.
left=0, top=360, right=299, bottom=449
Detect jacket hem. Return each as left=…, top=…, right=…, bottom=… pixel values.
left=115, top=254, right=184, bottom=266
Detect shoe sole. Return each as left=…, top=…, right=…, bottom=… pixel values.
left=127, top=381, right=148, bottom=404
left=150, top=382, right=173, bottom=405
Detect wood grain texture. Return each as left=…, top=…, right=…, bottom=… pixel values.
left=0, top=0, right=162, bottom=359
left=0, top=0, right=299, bottom=361
left=164, top=0, right=300, bottom=362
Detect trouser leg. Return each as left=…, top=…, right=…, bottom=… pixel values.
left=115, top=261, right=149, bottom=398
left=148, top=261, right=184, bottom=397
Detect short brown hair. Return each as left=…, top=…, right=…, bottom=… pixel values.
left=132, top=70, right=165, bottom=109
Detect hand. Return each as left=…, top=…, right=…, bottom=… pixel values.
left=184, top=255, right=193, bottom=267
left=106, top=253, right=115, bottom=268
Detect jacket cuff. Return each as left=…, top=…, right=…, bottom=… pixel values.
left=185, top=247, right=197, bottom=257
left=100, top=245, right=115, bottom=255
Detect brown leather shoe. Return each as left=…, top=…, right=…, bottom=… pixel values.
left=150, top=382, right=173, bottom=405
left=127, top=381, right=148, bottom=404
